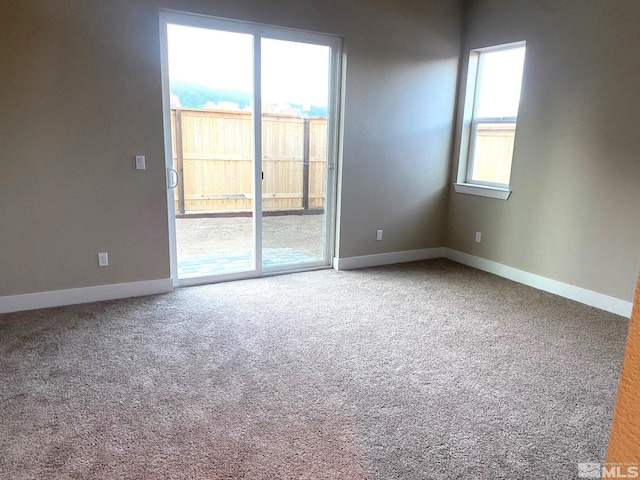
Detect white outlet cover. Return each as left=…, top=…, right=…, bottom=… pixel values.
left=135, top=155, right=146, bottom=170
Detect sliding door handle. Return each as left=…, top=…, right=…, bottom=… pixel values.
left=167, top=167, right=179, bottom=189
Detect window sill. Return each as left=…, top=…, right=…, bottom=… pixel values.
left=453, top=183, right=511, bottom=200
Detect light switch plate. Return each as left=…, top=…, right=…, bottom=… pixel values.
left=98, top=252, right=109, bottom=267
left=135, top=155, right=146, bottom=170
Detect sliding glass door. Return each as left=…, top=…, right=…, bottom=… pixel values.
left=160, top=12, right=341, bottom=286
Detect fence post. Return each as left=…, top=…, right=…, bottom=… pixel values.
left=174, top=109, right=186, bottom=215
left=302, top=117, right=310, bottom=210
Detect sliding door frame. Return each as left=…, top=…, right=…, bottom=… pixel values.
left=159, top=10, right=342, bottom=287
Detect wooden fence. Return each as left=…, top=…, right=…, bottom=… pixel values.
left=471, top=122, right=516, bottom=185
left=170, top=108, right=327, bottom=214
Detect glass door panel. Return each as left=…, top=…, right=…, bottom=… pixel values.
left=260, top=38, right=331, bottom=270
left=166, top=24, right=256, bottom=279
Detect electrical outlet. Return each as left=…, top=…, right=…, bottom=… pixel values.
left=98, top=252, right=109, bottom=267
left=135, top=155, right=146, bottom=170
left=475, top=232, right=482, bottom=243
left=376, top=229, right=383, bottom=241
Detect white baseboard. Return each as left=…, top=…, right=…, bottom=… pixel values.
left=0, top=278, right=173, bottom=314
left=444, top=249, right=633, bottom=318
left=2, top=250, right=631, bottom=319
left=333, top=247, right=445, bottom=271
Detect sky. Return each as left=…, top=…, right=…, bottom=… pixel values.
left=167, top=24, right=331, bottom=108
left=476, top=46, right=526, bottom=118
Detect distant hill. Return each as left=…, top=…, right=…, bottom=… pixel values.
left=170, top=81, right=251, bottom=109
left=170, top=81, right=327, bottom=117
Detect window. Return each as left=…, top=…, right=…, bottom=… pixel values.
left=455, top=42, right=526, bottom=199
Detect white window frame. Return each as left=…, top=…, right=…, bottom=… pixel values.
left=454, top=41, right=526, bottom=200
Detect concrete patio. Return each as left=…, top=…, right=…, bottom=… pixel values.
left=175, top=213, right=326, bottom=277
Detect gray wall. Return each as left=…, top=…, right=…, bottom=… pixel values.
left=0, top=0, right=462, bottom=296
left=447, top=0, right=640, bottom=302
left=0, top=1, right=169, bottom=296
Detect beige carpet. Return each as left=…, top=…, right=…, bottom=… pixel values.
left=0, top=259, right=628, bottom=479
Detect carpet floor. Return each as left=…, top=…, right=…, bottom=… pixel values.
left=0, top=259, right=628, bottom=479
